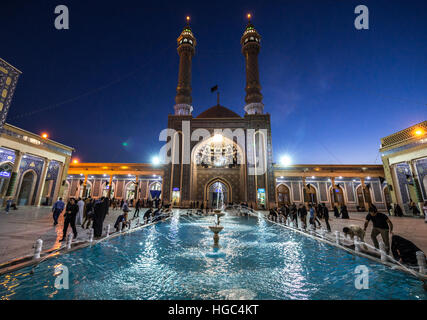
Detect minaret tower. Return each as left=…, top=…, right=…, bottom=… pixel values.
left=241, top=14, right=264, bottom=114
left=174, top=16, right=197, bottom=115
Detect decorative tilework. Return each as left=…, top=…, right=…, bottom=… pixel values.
left=371, top=181, right=383, bottom=203
left=0, top=59, right=20, bottom=130
left=0, top=147, right=15, bottom=164
left=46, top=160, right=61, bottom=199
left=395, top=163, right=411, bottom=204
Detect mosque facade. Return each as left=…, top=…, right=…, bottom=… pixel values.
left=65, top=20, right=396, bottom=214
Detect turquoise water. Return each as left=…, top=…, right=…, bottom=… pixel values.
left=0, top=213, right=426, bottom=300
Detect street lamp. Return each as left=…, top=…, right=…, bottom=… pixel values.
left=41, top=132, right=48, bottom=139
left=152, top=156, right=160, bottom=165
left=280, top=155, right=292, bottom=166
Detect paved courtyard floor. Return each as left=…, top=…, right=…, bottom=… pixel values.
left=0, top=206, right=130, bottom=264
left=0, top=206, right=426, bottom=265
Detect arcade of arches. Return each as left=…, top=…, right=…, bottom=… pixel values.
left=274, top=164, right=390, bottom=212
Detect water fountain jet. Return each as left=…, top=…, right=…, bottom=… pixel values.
left=208, top=182, right=226, bottom=247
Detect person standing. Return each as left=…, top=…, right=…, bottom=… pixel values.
left=333, top=205, right=340, bottom=218
left=52, top=197, right=65, bottom=226
left=60, top=198, right=78, bottom=241
left=409, top=200, right=420, bottom=216
left=340, top=205, right=349, bottom=219
left=76, top=198, right=84, bottom=225
left=133, top=199, right=141, bottom=218
left=5, top=198, right=12, bottom=214
left=290, top=203, right=298, bottom=228
left=364, top=206, right=393, bottom=254
left=83, top=198, right=94, bottom=229
left=298, top=204, right=307, bottom=230
left=322, top=203, right=331, bottom=232
left=92, top=197, right=105, bottom=238
left=394, top=203, right=403, bottom=217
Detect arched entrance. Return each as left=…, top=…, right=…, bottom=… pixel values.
left=17, top=171, right=37, bottom=205
left=63, top=181, right=70, bottom=200
left=277, top=184, right=290, bottom=206
left=83, top=181, right=92, bottom=198
left=149, top=181, right=162, bottom=201
left=330, top=185, right=345, bottom=206
left=125, top=182, right=135, bottom=201
left=205, top=179, right=230, bottom=209
left=304, top=184, right=318, bottom=204
left=0, top=162, right=13, bottom=197
left=356, top=185, right=372, bottom=209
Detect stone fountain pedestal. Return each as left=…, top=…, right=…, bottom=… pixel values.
left=208, top=225, right=224, bottom=247
left=208, top=209, right=225, bottom=247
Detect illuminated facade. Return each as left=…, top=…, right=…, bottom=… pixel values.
left=0, top=58, right=73, bottom=206
left=61, top=19, right=393, bottom=212
left=380, top=120, right=427, bottom=216
left=65, top=163, right=163, bottom=201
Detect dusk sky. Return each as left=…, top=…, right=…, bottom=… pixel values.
left=1, top=0, right=426, bottom=165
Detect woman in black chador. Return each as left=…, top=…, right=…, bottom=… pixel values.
left=391, top=235, right=426, bottom=266
left=93, top=197, right=108, bottom=238
left=340, top=205, right=349, bottom=219
left=333, top=205, right=340, bottom=218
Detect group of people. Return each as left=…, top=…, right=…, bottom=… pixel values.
left=344, top=205, right=426, bottom=267
left=52, top=196, right=111, bottom=242
left=269, top=202, right=332, bottom=232
left=114, top=206, right=171, bottom=231
left=51, top=196, right=171, bottom=242
left=268, top=202, right=426, bottom=268
left=110, top=198, right=162, bottom=211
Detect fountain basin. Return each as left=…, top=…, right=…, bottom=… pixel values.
left=208, top=225, right=224, bottom=233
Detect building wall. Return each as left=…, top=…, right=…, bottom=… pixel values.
left=380, top=120, right=427, bottom=215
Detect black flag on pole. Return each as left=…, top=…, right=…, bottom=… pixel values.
left=211, top=85, right=218, bottom=92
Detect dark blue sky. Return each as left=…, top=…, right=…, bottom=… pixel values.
left=1, top=0, right=426, bottom=164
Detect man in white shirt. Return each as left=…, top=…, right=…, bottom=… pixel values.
left=76, top=198, right=85, bottom=225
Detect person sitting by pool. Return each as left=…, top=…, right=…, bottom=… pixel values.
left=143, top=208, right=152, bottom=223
left=114, top=212, right=128, bottom=232
left=343, top=226, right=365, bottom=242
left=391, top=234, right=426, bottom=266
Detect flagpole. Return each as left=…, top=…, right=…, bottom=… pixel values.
left=217, top=92, right=220, bottom=105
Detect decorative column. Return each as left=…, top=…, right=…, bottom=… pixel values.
left=81, top=174, right=88, bottom=198
left=35, top=158, right=50, bottom=206
left=302, top=176, right=307, bottom=205
left=107, top=175, right=113, bottom=199
left=174, top=17, right=196, bottom=115
left=52, top=162, right=65, bottom=202
left=330, top=177, right=335, bottom=206
left=360, top=178, right=369, bottom=211
left=134, top=176, right=139, bottom=200
left=5, top=150, right=23, bottom=199
left=241, top=14, right=264, bottom=115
